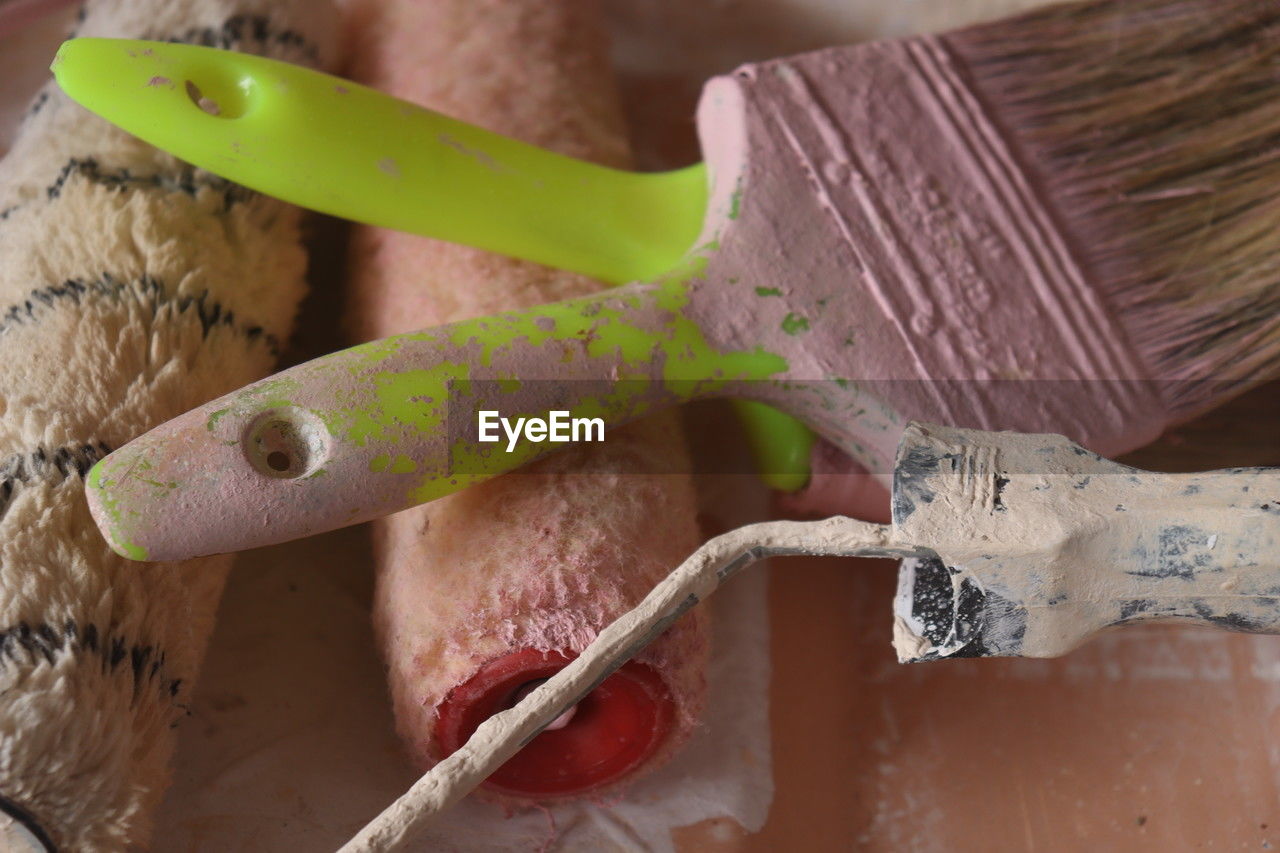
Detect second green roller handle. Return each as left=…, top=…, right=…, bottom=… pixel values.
left=85, top=278, right=788, bottom=560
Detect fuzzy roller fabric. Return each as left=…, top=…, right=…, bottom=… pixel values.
left=0, top=0, right=336, bottom=847
left=344, top=0, right=709, bottom=797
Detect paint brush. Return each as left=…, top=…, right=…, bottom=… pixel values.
left=62, top=0, right=1280, bottom=561
left=343, top=0, right=708, bottom=800
left=340, top=420, right=1280, bottom=850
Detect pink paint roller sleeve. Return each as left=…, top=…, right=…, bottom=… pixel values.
left=343, top=0, right=708, bottom=800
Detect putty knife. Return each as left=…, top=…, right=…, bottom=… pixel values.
left=343, top=420, right=1280, bottom=847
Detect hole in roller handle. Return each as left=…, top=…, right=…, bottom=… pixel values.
left=180, top=66, right=252, bottom=119
left=242, top=407, right=330, bottom=480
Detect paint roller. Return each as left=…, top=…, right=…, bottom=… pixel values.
left=340, top=0, right=707, bottom=800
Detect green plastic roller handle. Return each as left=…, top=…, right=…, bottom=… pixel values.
left=51, top=37, right=702, bottom=284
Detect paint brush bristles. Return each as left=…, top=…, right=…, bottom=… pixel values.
left=946, top=0, right=1280, bottom=416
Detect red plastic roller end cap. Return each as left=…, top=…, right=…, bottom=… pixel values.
left=435, top=648, right=676, bottom=798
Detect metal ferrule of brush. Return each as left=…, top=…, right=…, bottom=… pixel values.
left=890, top=423, right=1280, bottom=662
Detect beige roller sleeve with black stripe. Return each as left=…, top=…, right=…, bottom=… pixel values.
left=0, top=0, right=337, bottom=847
left=343, top=0, right=709, bottom=803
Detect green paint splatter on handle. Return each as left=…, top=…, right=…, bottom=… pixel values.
left=86, top=460, right=149, bottom=561
left=781, top=313, right=809, bottom=335
left=389, top=454, right=417, bottom=474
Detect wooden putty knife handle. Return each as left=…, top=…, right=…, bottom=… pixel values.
left=890, top=423, right=1280, bottom=662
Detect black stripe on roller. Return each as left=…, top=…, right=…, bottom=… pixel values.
left=0, top=272, right=280, bottom=355
left=0, top=441, right=110, bottom=521
left=0, top=619, right=181, bottom=701
left=0, top=157, right=255, bottom=222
